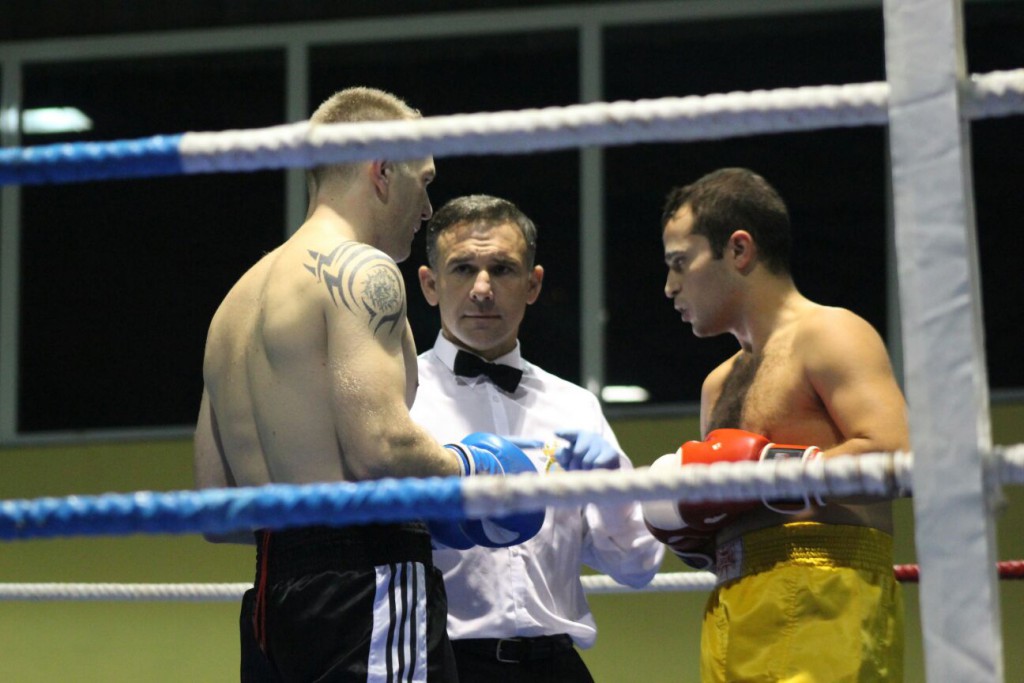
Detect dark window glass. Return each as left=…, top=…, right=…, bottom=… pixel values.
left=11, top=3, right=1021, bottom=436
left=0, top=0, right=654, bottom=41
left=311, top=32, right=581, bottom=382
left=603, top=11, right=888, bottom=403
left=967, top=2, right=1024, bottom=389
left=18, top=52, right=285, bottom=432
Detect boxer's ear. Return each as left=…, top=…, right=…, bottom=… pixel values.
left=728, top=230, right=755, bottom=272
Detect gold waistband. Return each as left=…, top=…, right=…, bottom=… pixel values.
left=715, top=522, right=894, bottom=585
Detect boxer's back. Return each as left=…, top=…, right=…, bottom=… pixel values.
left=203, top=236, right=347, bottom=487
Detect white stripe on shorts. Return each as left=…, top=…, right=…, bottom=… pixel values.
left=368, top=561, right=428, bottom=682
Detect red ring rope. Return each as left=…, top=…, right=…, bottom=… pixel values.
left=894, top=560, right=1024, bottom=583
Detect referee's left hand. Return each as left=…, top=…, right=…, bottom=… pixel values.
left=553, top=430, right=621, bottom=471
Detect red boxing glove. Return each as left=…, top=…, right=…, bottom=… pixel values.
left=643, top=518, right=716, bottom=572
left=641, top=453, right=717, bottom=571
left=702, top=428, right=772, bottom=462
left=704, top=429, right=824, bottom=512
left=699, top=429, right=822, bottom=472
left=673, top=429, right=770, bottom=531
left=643, top=429, right=824, bottom=568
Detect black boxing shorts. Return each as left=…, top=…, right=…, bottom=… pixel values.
left=242, top=523, right=456, bottom=682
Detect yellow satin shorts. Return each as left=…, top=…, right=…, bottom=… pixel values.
left=701, top=522, right=903, bottom=683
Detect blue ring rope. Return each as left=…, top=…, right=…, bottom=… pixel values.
left=0, top=476, right=464, bottom=541
left=0, top=134, right=184, bottom=186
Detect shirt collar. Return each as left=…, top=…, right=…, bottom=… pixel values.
left=433, top=332, right=523, bottom=374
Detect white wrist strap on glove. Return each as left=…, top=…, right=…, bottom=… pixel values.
left=671, top=547, right=716, bottom=572
left=759, top=444, right=826, bottom=514
left=445, top=444, right=474, bottom=476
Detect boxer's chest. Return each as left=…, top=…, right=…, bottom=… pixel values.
left=708, top=339, right=818, bottom=439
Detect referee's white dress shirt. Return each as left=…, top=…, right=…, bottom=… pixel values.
left=410, top=333, right=664, bottom=648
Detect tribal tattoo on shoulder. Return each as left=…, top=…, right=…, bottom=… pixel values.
left=304, top=242, right=404, bottom=335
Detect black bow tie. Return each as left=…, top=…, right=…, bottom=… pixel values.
left=453, top=350, right=523, bottom=392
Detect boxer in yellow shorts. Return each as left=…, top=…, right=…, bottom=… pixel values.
left=702, top=522, right=903, bottom=683
left=653, top=168, right=910, bottom=682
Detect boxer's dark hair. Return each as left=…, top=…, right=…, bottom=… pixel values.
left=662, top=167, right=791, bottom=275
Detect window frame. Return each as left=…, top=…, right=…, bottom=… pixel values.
left=1, top=0, right=1015, bottom=444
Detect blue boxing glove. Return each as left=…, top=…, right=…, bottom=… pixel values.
left=554, top=429, right=622, bottom=471
left=440, top=432, right=545, bottom=548
left=427, top=518, right=475, bottom=551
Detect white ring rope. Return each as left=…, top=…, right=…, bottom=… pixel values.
left=459, top=444, right=1024, bottom=519
left=5, top=562, right=1024, bottom=602
left=0, top=574, right=714, bottom=602
left=999, top=443, right=1024, bottom=485
left=0, top=583, right=253, bottom=602
left=460, top=450, right=915, bottom=519
left=179, top=81, right=890, bottom=172
left=965, top=68, right=1024, bottom=119
left=177, top=69, right=1024, bottom=175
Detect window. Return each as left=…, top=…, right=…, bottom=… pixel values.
left=967, top=3, right=1024, bottom=389
left=3, top=2, right=1020, bottom=438
left=603, top=11, right=888, bottom=402
left=17, top=52, right=285, bottom=431
left=311, top=31, right=581, bottom=381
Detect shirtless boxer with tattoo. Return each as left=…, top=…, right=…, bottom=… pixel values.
left=193, top=87, right=542, bottom=682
